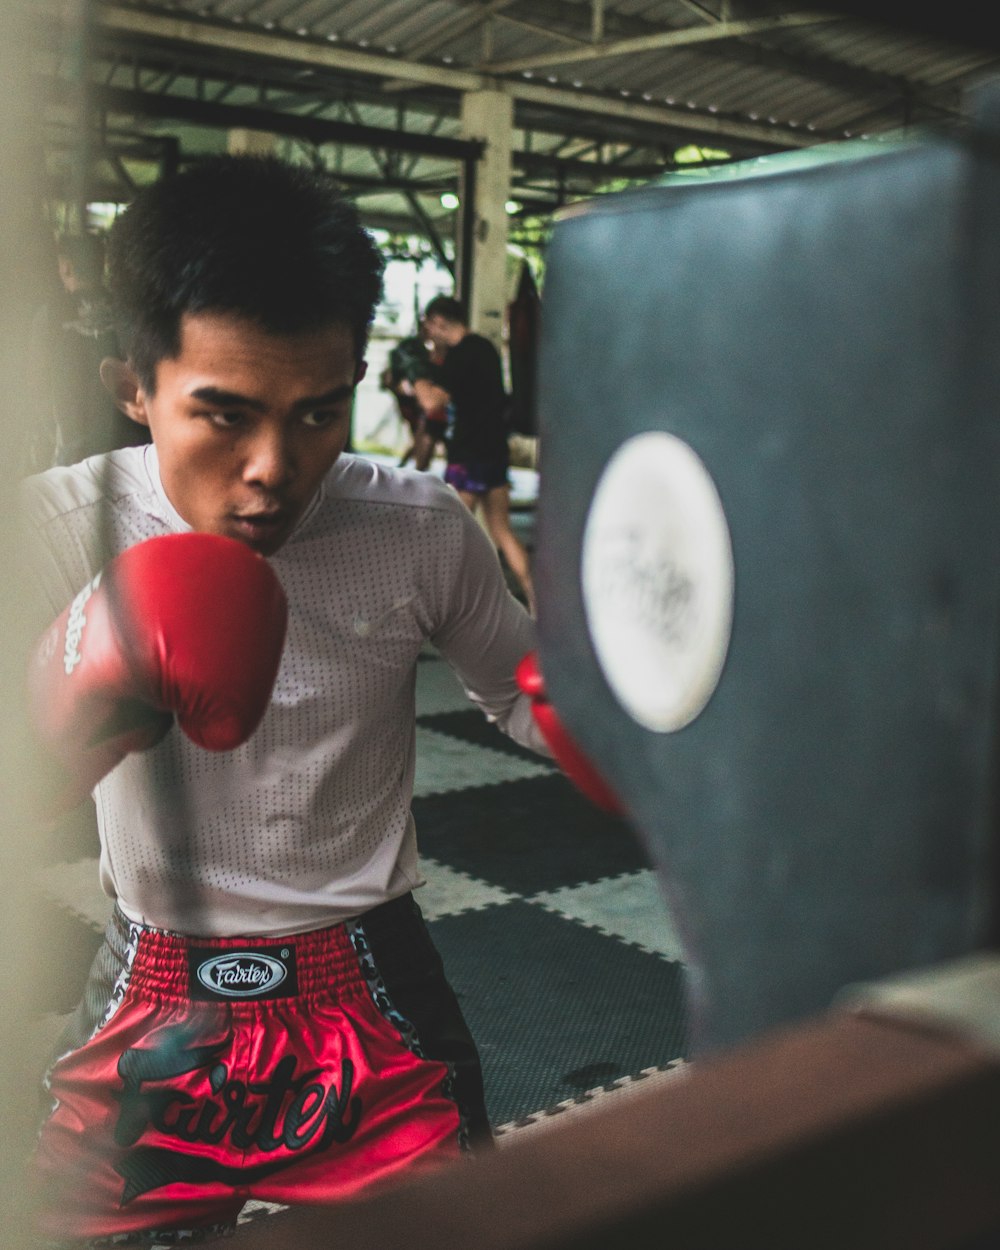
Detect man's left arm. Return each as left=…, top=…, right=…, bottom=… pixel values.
left=430, top=502, right=623, bottom=812
left=430, top=502, right=546, bottom=755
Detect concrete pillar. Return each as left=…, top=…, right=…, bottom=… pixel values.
left=459, top=89, right=513, bottom=351
left=227, top=129, right=277, bottom=156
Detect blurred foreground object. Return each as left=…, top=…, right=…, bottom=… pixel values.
left=0, top=0, right=59, bottom=1244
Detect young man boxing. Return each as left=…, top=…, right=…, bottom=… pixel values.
left=19, top=155, right=611, bottom=1246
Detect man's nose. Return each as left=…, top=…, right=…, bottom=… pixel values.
left=243, top=427, right=295, bottom=489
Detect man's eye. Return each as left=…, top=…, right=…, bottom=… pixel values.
left=205, top=411, right=244, bottom=428
left=302, top=410, right=340, bottom=428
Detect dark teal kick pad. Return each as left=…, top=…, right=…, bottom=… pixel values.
left=535, top=84, right=1000, bottom=1054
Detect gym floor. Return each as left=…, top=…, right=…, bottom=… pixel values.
left=30, top=465, right=691, bottom=1237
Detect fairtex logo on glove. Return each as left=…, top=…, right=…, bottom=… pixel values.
left=63, top=571, right=102, bottom=675
left=190, top=947, right=297, bottom=1000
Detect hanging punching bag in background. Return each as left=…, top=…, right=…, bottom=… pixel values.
left=534, top=78, right=1000, bottom=1056
left=507, top=260, right=541, bottom=436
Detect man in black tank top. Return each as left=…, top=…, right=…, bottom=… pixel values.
left=414, top=296, right=535, bottom=613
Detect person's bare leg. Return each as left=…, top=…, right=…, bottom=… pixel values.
left=412, top=421, right=434, bottom=471
left=480, top=486, right=535, bottom=614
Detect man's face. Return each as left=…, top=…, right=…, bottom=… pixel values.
left=119, top=311, right=364, bottom=556
left=422, top=313, right=453, bottom=353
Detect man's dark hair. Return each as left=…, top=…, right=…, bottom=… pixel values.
left=106, top=155, right=385, bottom=391
left=423, top=295, right=467, bottom=326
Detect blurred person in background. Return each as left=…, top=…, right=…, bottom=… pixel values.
left=415, top=296, right=535, bottom=614
left=24, top=231, right=149, bottom=472
left=380, top=333, right=449, bottom=470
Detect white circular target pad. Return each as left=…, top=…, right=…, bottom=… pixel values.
left=581, top=431, right=734, bottom=733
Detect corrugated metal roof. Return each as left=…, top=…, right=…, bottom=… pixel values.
left=40, top=1, right=1000, bottom=233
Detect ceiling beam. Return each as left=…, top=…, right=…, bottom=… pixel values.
left=482, top=11, right=845, bottom=75
left=591, top=0, right=605, bottom=43
left=675, top=0, right=723, bottom=22
left=380, top=0, right=530, bottom=92
left=84, top=82, right=483, bottom=161
left=67, top=85, right=681, bottom=187
left=492, top=11, right=589, bottom=46
left=100, top=5, right=485, bottom=91
left=379, top=4, right=588, bottom=88
left=405, top=0, right=521, bottom=63
left=97, top=5, right=816, bottom=150
left=424, top=0, right=590, bottom=49
left=501, top=0, right=910, bottom=101
left=510, top=80, right=817, bottom=147
left=515, top=150, right=670, bottom=180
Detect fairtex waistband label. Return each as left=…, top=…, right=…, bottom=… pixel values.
left=189, top=945, right=299, bottom=1000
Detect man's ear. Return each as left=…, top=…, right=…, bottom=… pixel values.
left=354, top=360, right=368, bottom=386
left=99, top=358, right=150, bottom=427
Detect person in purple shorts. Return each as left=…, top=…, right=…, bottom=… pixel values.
left=415, top=296, right=535, bottom=613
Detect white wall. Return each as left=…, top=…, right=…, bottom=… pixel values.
left=353, top=248, right=453, bottom=454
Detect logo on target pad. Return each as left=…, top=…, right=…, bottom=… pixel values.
left=581, top=430, right=735, bottom=733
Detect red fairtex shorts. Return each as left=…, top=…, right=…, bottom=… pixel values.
left=32, top=894, right=490, bottom=1245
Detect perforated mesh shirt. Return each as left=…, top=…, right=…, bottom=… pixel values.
left=23, top=446, right=546, bottom=936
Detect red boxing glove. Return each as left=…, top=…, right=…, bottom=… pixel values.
left=28, top=532, right=288, bottom=810
left=516, top=651, right=623, bottom=815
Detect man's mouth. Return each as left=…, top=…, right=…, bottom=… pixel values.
left=228, top=510, right=290, bottom=548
